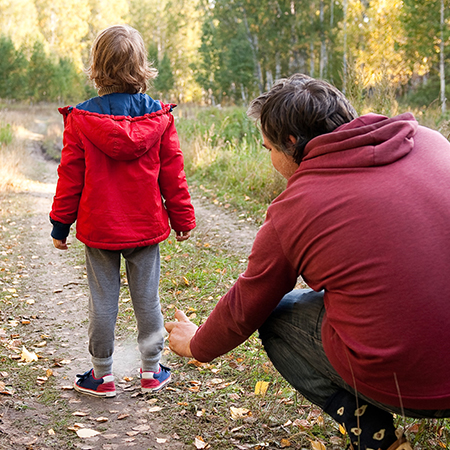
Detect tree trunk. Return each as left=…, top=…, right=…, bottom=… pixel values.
left=242, top=8, right=264, bottom=94
left=319, top=0, right=326, bottom=78
left=342, top=0, right=348, bottom=93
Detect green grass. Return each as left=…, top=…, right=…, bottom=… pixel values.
left=0, top=122, right=13, bottom=146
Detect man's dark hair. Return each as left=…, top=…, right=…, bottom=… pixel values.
left=247, top=74, right=358, bottom=164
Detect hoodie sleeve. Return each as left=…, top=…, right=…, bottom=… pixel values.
left=50, top=110, right=86, bottom=229
left=190, top=217, right=298, bottom=362
left=158, top=114, right=196, bottom=232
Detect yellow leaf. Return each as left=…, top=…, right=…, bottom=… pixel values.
left=20, top=346, right=38, bottom=363
left=183, top=276, right=190, bottom=286
left=281, top=438, right=291, bottom=448
left=254, top=380, right=269, bottom=396
left=309, top=440, right=326, bottom=450
left=339, top=424, right=347, bottom=435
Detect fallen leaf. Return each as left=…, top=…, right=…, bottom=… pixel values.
left=156, top=438, right=168, bottom=443
left=293, top=419, right=313, bottom=430
left=194, top=436, right=208, bottom=449
left=72, top=411, right=89, bottom=417
left=280, top=438, right=291, bottom=448
left=309, top=440, right=326, bottom=450
left=339, top=424, right=347, bottom=435
left=96, top=417, right=108, bottom=422
left=20, top=346, right=38, bottom=363
left=126, top=431, right=140, bottom=437
left=48, top=429, right=55, bottom=435
left=149, top=406, right=163, bottom=412
left=254, top=381, right=270, bottom=396
left=76, top=428, right=101, bottom=438
left=230, top=407, right=251, bottom=420
left=61, top=385, right=74, bottom=390
left=188, top=359, right=206, bottom=367
left=118, top=413, right=130, bottom=420
left=133, top=424, right=150, bottom=432
left=188, top=385, right=200, bottom=392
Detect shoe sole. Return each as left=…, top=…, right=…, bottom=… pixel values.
left=74, top=383, right=116, bottom=398
left=141, top=374, right=171, bottom=393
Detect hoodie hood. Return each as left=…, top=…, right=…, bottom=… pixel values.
left=59, top=103, right=174, bottom=161
left=300, top=112, right=419, bottom=170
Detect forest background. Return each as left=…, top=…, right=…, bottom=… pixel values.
left=0, top=0, right=450, bottom=113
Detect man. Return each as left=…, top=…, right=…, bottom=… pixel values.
left=166, top=74, right=450, bottom=450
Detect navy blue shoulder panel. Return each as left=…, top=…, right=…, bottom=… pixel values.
left=76, top=93, right=162, bottom=117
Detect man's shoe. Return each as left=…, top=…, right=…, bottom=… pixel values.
left=140, top=364, right=171, bottom=393
left=74, top=369, right=116, bottom=397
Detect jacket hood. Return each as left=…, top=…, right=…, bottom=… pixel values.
left=59, top=103, right=174, bottom=161
left=300, top=112, right=419, bottom=170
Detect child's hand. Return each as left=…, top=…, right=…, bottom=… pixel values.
left=176, top=230, right=191, bottom=241
left=53, top=238, right=68, bottom=250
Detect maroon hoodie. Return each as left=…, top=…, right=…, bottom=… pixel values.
left=190, top=112, right=450, bottom=410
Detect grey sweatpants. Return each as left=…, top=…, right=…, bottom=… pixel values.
left=85, top=245, right=164, bottom=377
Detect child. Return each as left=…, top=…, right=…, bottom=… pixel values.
left=50, top=24, right=196, bottom=397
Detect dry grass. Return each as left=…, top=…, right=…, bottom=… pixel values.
left=0, top=104, right=62, bottom=192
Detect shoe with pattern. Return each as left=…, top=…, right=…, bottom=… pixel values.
left=140, top=364, right=171, bottom=393
left=74, top=368, right=116, bottom=397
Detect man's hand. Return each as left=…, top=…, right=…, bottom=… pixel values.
left=53, top=238, right=68, bottom=250
left=165, top=309, right=198, bottom=358
left=176, top=230, right=191, bottom=242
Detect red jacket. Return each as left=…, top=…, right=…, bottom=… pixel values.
left=50, top=95, right=195, bottom=250
left=190, top=113, right=450, bottom=410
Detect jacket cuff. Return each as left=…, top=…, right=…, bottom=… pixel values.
left=50, top=217, right=72, bottom=240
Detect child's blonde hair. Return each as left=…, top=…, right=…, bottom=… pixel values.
left=87, top=25, right=157, bottom=94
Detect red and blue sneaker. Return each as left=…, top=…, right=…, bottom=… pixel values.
left=140, top=364, right=171, bottom=393
left=74, top=369, right=116, bottom=398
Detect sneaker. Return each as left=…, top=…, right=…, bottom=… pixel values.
left=140, top=364, right=171, bottom=393
left=74, top=369, right=116, bottom=398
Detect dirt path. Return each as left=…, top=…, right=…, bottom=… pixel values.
left=0, top=121, right=259, bottom=449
